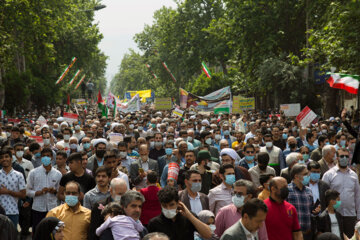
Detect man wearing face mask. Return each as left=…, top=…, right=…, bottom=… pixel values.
left=264, top=177, right=302, bottom=240
left=239, top=144, right=257, bottom=170
left=195, top=131, right=220, bottom=160
left=249, top=152, right=276, bottom=188
left=157, top=141, right=176, bottom=177
left=14, top=142, right=34, bottom=179
left=81, top=136, right=92, bottom=157
left=88, top=178, right=128, bottom=240
left=188, top=129, right=201, bottom=148
left=222, top=124, right=235, bottom=147
left=73, top=124, right=85, bottom=140
left=283, top=136, right=300, bottom=158
left=260, top=134, right=285, bottom=176
left=30, top=142, right=42, bottom=168
left=58, top=127, right=72, bottom=151
left=280, top=153, right=303, bottom=183
left=87, top=138, right=107, bottom=174
left=322, top=148, right=360, bottom=238
left=179, top=170, right=209, bottom=215
left=149, top=132, right=166, bottom=161
left=47, top=181, right=91, bottom=240
left=307, top=161, right=330, bottom=212
left=130, top=144, right=159, bottom=190
left=215, top=180, right=268, bottom=240
left=208, top=164, right=236, bottom=215
left=117, top=141, right=135, bottom=173
left=287, top=164, right=319, bottom=240
left=26, top=147, right=62, bottom=236
left=148, top=186, right=212, bottom=240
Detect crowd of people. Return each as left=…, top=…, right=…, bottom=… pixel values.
left=0, top=105, right=360, bottom=240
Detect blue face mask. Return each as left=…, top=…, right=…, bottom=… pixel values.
left=301, top=175, right=310, bottom=186
left=298, top=160, right=305, bottom=164
left=282, top=133, right=288, bottom=140
left=191, top=182, right=202, bottom=193
left=245, top=155, right=255, bottom=162
left=223, top=130, right=230, bottom=136
left=41, top=156, right=52, bottom=166
left=225, top=174, right=236, bottom=186
left=333, top=200, right=341, bottom=210
left=35, top=152, right=41, bottom=158
left=310, top=172, right=320, bottom=182
left=165, top=148, right=173, bottom=155
left=340, top=140, right=346, bottom=147
left=65, top=195, right=79, bottom=207
left=302, top=154, right=309, bottom=161
left=83, top=143, right=90, bottom=149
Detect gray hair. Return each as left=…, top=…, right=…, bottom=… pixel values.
left=143, top=232, right=169, bottom=240
left=355, top=221, right=360, bottom=231
left=290, top=163, right=307, bottom=180
left=110, top=178, right=127, bottom=189
left=234, top=179, right=257, bottom=198
left=322, top=145, right=334, bottom=157
left=286, top=152, right=300, bottom=167
left=120, top=190, right=145, bottom=208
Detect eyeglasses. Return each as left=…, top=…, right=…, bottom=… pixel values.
left=301, top=152, right=309, bottom=154
left=246, top=151, right=254, bottom=154
left=232, top=192, right=245, bottom=197
left=339, top=155, right=349, bottom=158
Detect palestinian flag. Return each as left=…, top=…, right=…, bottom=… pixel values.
left=97, top=90, right=108, bottom=118
left=327, top=72, right=360, bottom=94
left=201, top=61, right=212, bottom=79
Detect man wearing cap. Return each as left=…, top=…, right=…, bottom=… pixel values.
left=190, top=149, right=220, bottom=173
left=87, top=138, right=107, bottom=174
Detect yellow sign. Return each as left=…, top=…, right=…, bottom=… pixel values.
left=155, top=98, right=172, bottom=110
left=232, top=96, right=255, bottom=113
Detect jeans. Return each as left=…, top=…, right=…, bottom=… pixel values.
left=7, top=214, right=19, bottom=228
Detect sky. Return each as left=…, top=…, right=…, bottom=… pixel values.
left=93, top=0, right=177, bottom=85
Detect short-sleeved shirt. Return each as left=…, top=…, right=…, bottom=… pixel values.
left=0, top=168, right=26, bottom=215
left=60, top=172, right=96, bottom=195
left=148, top=213, right=196, bottom=240
left=264, top=197, right=301, bottom=240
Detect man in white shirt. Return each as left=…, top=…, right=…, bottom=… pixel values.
left=26, top=147, right=62, bottom=233
left=14, top=143, right=34, bottom=179
left=104, top=150, right=130, bottom=189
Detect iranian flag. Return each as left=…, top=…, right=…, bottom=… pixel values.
left=327, top=72, right=360, bottom=94
left=201, top=61, right=212, bottom=79
left=0, top=110, right=5, bottom=118
left=97, top=90, right=108, bottom=118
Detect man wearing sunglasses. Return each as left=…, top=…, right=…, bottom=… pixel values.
left=239, top=144, right=256, bottom=170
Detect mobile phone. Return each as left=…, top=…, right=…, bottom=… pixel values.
left=312, top=199, right=320, bottom=211
left=139, top=168, right=144, bottom=174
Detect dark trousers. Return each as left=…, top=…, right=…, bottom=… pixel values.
left=31, top=210, right=47, bottom=237
left=19, top=205, right=32, bottom=235
left=343, top=216, right=357, bottom=238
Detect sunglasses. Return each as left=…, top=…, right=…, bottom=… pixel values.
left=246, top=151, right=254, bottom=154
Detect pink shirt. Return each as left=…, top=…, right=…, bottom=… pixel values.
left=215, top=204, right=268, bottom=240
left=208, top=183, right=233, bottom=215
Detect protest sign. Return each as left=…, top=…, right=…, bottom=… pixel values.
left=296, top=106, right=317, bottom=127
left=232, top=96, right=241, bottom=114
left=172, top=108, right=184, bottom=117
left=63, top=112, right=79, bottom=124
left=155, top=98, right=172, bottom=110
left=239, top=97, right=255, bottom=111
left=37, top=115, right=47, bottom=126
left=109, top=133, right=123, bottom=144
left=30, top=136, right=44, bottom=146
left=280, top=103, right=301, bottom=116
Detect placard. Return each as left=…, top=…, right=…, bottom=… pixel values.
left=172, top=108, right=184, bottom=117
left=296, top=106, right=317, bottom=127
left=239, top=97, right=255, bottom=111
left=109, top=133, right=123, bottom=144
left=155, top=98, right=172, bottom=110
left=280, top=103, right=301, bottom=116
left=63, top=112, right=79, bottom=124
left=232, top=96, right=241, bottom=114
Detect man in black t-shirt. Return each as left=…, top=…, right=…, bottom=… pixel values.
left=148, top=186, right=211, bottom=240
left=57, top=152, right=96, bottom=203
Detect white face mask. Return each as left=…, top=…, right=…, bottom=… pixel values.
left=265, top=142, right=273, bottom=148
left=114, top=195, right=121, bottom=202
left=162, top=207, right=177, bottom=219
left=209, top=224, right=216, bottom=232
left=43, top=139, right=50, bottom=145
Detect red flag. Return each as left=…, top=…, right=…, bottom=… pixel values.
left=97, top=90, right=102, bottom=104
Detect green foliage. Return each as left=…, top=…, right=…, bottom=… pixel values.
left=0, top=0, right=107, bottom=112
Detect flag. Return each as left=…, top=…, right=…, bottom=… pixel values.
left=75, top=74, right=86, bottom=89
left=162, top=62, right=177, bottom=82
left=145, top=64, right=158, bottom=79
left=201, top=61, right=212, bottom=79
left=327, top=72, right=360, bottom=94
left=213, top=100, right=231, bottom=114
left=68, top=69, right=81, bottom=86
left=97, top=90, right=108, bottom=118
left=0, top=110, right=5, bottom=118
left=55, top=57, right=77, bottom=85
left=66, top=94, right=70, bottom=112
left=179, top=88, right=188, bottom=109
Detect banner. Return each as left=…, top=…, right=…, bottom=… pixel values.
left=118, top=94, right=140, bottom=113
left=37, top=116, right=47, bottom=126
left=232, top=96, right=242, bottom=114
left=239, top=97, right=255, bottom=111
left=280, top=103, right=301, bottom=116
left=125, top=89, right=152, bottom=103
left=73, top=99, right=86, bottom=105
left=63, top=112, right=79, bottom=124
left=109, top=133, right=123, bottom=144
left=29, top=136, right=43, bottom=146
left=214, top=100, right=231, bottom=114
left=172, top=108, right=184, bottom=117
left=296, top=106, right=317, bottom=127
left=155, top=98, right=172, bottom=110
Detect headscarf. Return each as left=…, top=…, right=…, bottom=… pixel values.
left=197, top=210, right=215, bottom=224
left=33, top=217, right=64, bottom=240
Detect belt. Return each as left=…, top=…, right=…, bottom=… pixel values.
left=268, top=163, right=279, bottom=166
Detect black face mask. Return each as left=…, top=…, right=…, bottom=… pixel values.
left=279, top=187, right=289, bottom=200
left=258, top=164, right=267, bottom=171
left=289, top=143, right=296, bottom=149
left=96, top=150, right=105, bottom=158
